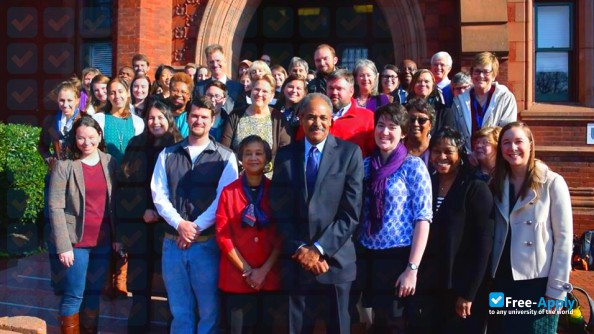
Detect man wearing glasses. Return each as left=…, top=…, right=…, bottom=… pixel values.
left=450, top=72, right=472, bottom=98
left=194, top=44, right=243, bottom=115
left=204, top=80, right=229, bottom=142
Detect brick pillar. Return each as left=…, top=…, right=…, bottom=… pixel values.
left=506, top=0, right=533, bottom=111
left=578, top=0, right=594, bottom=107
left=116, top=0, right=173, bottom=80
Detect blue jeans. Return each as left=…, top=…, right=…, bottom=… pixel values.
left=162, top=237, right=220, bottom=334
left=57, top=243, right=111, bottom=316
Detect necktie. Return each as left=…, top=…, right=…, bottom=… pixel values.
left=306, top=146, right=319, bottom=199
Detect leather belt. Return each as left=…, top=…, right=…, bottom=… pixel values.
left=164, top=232, right=214, bottom=243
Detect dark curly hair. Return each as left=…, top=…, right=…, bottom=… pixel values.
left=429, top=126, right=467, bottom=161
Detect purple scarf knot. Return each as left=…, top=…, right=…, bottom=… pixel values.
left=366, top=142, right=408, bottom=236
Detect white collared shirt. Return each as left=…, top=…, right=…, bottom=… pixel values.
left=151, top=143, right=239, bottom=231
left=213, top=75, right=228, bottom=84
left=59, top=110, right=79, bottom=136
left=304, top=137, right=327, bottom=168
left=437, top=77, right=451, bottom=90
left=333, top=102, right=352, bottom=120
left=303, top=137, right=328, bottom=255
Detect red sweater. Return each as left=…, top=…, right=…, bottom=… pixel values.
left=296, top=98, right=375, bottom=157
left=215, top=178, right=281, bottom=293
left=75, top=162, right=110, bottom=247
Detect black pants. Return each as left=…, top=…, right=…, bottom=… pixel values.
left=351, top=246, right=411, bottom=331
left=289, top=281, right=352, bottom=334
left=222, top=291, right=287, bottom=334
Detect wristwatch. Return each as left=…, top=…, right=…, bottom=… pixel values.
left=408, top=262, right=419, bottom=270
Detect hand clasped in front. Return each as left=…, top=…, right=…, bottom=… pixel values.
left=293, top=246, right=329, bottom=276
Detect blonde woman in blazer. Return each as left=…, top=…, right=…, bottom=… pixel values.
left=489, top=122, right=572, bottom=334
left=48, top=116, right=120, bottom=334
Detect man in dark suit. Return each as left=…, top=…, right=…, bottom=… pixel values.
left=270, top=93, right=363, bottom=334
left=193, top=44, right=243, bottom=114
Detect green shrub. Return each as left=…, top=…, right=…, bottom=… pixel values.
left=0, top=123, right=46, bottom=226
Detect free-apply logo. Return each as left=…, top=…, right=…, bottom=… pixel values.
left=489, top=292, right=505, bottom=307
left=488, top=292, right=576, bottom=311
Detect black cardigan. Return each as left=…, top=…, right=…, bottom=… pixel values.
left=418, top=165, right=495, bottom=302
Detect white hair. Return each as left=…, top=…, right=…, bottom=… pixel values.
left=431, top=51, right=453, bottom=67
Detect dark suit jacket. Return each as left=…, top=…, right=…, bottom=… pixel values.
left=38, top=113, right=80, bottom=164
left=270, top=135, right=363, bottom=285
left=194, top=78, right=243, bottom=114
left=419, top=165, right=494, bottom=302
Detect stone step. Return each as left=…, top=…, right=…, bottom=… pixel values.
left=0, top=254, right=169, bottom=333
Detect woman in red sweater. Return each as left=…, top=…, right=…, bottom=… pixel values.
left=48, top=116, right=120, bottom=333
left=215, top=135, right=283, bottom=333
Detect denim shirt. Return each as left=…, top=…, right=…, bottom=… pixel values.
left=359, top=155, right=433, bottom=249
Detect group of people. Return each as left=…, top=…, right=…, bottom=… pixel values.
left=39, top=42, right=573, bottom=334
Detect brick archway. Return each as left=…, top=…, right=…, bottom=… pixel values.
left=194, top=0, right=427, bottom=77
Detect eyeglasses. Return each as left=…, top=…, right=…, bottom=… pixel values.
left=453, top=85, right=470, bottom=92
left=410, top=116, right=430, bottom=125
left=381, top=75, right=398, bottom=80
left=205, top=93, right=224, bottom=101
left=472, top=69, right=493, bottom=76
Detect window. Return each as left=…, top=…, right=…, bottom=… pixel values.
left=341, top=47, right=368, bottom=71
left=534, top=3, right=573, bottom=102
left=241, top=1, right=393, bottom=73
left=79, top=0, right=113, bottom=76
left=82, top=42, right=113, bottom=76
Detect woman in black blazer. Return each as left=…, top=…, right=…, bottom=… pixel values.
left=411, top=127, right=494, bottom=333
left=117, top=100, right=182, bottom=332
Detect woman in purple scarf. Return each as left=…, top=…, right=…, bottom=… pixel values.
left=354, top=103, right=433, bottom=333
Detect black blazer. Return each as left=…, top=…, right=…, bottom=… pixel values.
left=419, top=166, right=494, bottom=302
left=270, top=135, right=364, bottom=285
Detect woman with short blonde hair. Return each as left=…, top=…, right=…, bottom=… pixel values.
left=451, top=52, right=517, bottom=152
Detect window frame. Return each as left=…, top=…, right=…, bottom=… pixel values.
left=534, top=2, right=575, bottom=102
left=77, top=0, right=115, bottom=77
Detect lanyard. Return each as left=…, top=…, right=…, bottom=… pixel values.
left=470, top=86, right=495, bottom=129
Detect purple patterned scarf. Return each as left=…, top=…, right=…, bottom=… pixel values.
left=367, top=142, right=408, bottom=235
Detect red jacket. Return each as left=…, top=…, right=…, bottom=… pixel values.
left=296, top=98, right=375, bottom=157
left=215, top=178, right=281, bottom=293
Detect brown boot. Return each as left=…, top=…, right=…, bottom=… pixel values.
left=114, top=256, right=129, bottom=296
left=80, top=309, right=99, bottom=334
left=60, top=313, right=79, bottom=334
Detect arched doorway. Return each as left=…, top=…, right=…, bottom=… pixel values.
left=194, top=0, right=427, bottom=78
